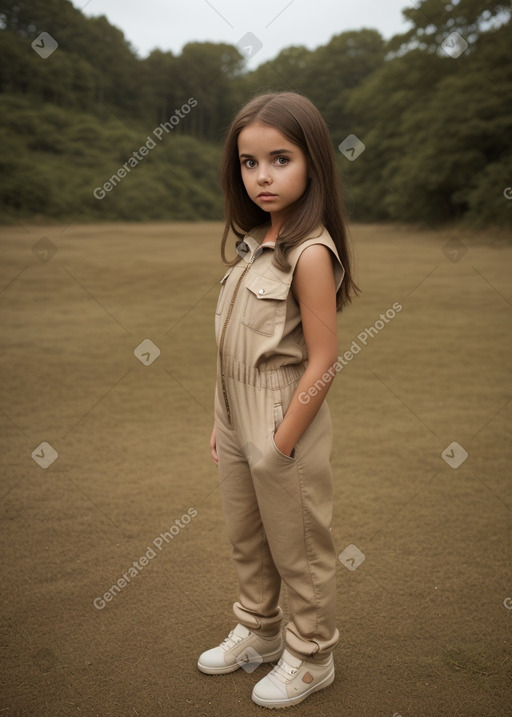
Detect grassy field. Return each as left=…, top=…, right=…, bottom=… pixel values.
left=0, top=221, right=511, bottom=716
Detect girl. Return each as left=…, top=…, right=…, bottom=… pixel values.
left=198, top=91, right=358, bottom=709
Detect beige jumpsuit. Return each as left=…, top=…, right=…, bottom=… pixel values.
left=214, top=221, right=345, bottom=661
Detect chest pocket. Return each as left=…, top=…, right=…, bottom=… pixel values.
left=215, top=267, right=234, bottom=316
left=241, top=273, right=291, bottom=336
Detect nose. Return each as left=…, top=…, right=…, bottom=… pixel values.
left=257, top=163, right=272, bottom=185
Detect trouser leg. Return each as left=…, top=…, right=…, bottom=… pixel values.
left=249, top=386, right=339, bottom=661
left=215, top=390, right=283, bottom=634
left=216, top=372, right=339, bottom=659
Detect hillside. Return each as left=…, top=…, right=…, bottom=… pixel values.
left=0, top=0, right=511, bottom=225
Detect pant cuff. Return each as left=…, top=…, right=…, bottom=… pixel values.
left=285, top=626, right=339, bottom=661
left=233, top=601, right=283, bottom=634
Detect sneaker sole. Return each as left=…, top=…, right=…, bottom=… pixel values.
left=197, top=646, right=283, bottom=675
left=251, top=665, right=335, bottom=708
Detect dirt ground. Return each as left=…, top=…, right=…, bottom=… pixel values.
left=0, top=221, right=511, bottom=717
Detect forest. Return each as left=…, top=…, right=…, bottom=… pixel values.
left=0, top=0, right=511, bottom=226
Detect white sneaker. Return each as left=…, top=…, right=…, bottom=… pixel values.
left=251, top=648, right=334, bottom=708
left=197, top=623, right=283, bottom=675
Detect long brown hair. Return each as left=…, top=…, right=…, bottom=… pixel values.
left=219, top=90, right=359, bottom=311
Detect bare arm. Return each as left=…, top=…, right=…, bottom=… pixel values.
left=273, top=244, right=339, bottom=457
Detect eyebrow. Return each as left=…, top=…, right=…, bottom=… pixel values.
left=239, top=149, right=294, bottom=158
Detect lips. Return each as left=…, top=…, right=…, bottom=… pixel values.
left=258, top=192, right=276, bottom=197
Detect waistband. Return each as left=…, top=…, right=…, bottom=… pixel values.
left=220, top=354, right=306, bottom=389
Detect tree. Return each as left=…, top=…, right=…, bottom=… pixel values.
left=389, top=0, right=511, bottom=55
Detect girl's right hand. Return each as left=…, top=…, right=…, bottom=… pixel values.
left=210, top=422, right=219, bottom=466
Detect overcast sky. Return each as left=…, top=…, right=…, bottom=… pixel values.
left=73, top=0, right=414, bottom=68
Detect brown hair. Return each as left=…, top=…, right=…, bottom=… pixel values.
left=219, top=90, right=359, bottom=310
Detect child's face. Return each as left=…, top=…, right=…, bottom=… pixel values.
left=238, top=122, right=309, bottom=226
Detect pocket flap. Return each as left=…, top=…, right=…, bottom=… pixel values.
left=246, top=274, right=290, bottom=300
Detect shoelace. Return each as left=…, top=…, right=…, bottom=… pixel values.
left=272, top=656, right=301, bottom=683
left=220, top=629, right=244, bottom=651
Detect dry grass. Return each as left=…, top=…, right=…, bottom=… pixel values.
left=0, top=221, right=511, bottom=716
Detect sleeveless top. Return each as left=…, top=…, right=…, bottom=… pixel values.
left=215, top=222, right=345, bottom=371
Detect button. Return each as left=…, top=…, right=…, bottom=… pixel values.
left=258, top=288, right=266, bottom=295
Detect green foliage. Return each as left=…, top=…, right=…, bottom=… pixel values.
left=345, top=19, right=512, bottom=224
left=0, top=94, right=222, bottom=221
left=392, top=0, right=511, bottom=54
left=0, top=0, right=510, bottom=227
